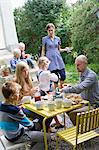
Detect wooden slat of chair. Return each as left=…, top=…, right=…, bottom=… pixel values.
left=92, top=109, right=97, bottom=129
left=75, top=112, right=80, bottom=146
left=87, top=111, right=91, bottom=131
left=94, top=109, right=97, bottom=127
left=90, top=110, right=94, bottom=130
left=86, top=111, right=91, bottom=132
left=96, top=109, right=99, bottom=127
left=97, top=109, right=99, bottom=127
left=84, top=112, right=88, bottom=132
left=78, top=113, right=84, bottom=134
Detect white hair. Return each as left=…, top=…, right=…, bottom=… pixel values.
left=75, top=55, right=88, bottom=64
left=13, top=48, right=21, bottom=56
left=19, top=42, right=25, bottom=48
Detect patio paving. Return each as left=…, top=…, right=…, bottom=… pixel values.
left=49, top=136, right=99, bottom=150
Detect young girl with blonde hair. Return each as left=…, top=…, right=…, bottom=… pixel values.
left=15, top=61, right=52, bottom=132
left=15, top=61, right=36, bottom=99
left=37, top=56, right=58, bottom=95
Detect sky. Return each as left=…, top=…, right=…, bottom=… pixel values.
left=11, top=0, right=27, bottom=9
left=11, top=0, right=78, bottom=9
left=67, top=0, right=78, bottom=5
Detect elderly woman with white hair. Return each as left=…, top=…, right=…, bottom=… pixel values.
left=10, top=48, right=26, bottom=72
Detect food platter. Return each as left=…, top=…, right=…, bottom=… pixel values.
left=64, top=94, right=82, bottom=104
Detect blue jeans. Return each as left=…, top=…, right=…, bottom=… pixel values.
left=26, top=58, right=34, bottom=68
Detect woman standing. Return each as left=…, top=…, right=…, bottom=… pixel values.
left=41, top=23, right=66, bottom=88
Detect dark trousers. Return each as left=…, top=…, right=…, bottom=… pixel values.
left=23, top=108, right=52, bottom=132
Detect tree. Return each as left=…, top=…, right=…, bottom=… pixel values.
left=69, top=0, right=99, bottom=64
left=14, top=0, right=70, bottom=56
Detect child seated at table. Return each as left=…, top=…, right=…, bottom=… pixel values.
left=0, top=81, right=50, bottom=149
left=10, top=48, right=22, bottom=72
left=19, top=42, right=34, bottom=68
left=37, top=56, right=64, bottom=129
left=14, top=61, right=52, bottom=132
left=37, top=56, right=58, bottom=96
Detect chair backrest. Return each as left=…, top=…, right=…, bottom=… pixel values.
left=76, top=108, right=99, bottom=142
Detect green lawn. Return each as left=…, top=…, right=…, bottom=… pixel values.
left=65, top=64, right=99, bottom=84
left=65, top=64, right=79, bottom=84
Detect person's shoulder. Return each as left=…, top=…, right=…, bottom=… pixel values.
left=88, top=68, right=97, bottom=79
left=42, top=36, right=48, bottom=40
left=0, top=103, right=20, bottom=114
left=8, top=105, right=20, bottom=114
left=55, top=36, right=60, bottom=40
left=10, top=57, right=15, bottom=62
left=40, top=70, right=50, bottom=76
left=41, top=70, right=49, bottom=74
left=37, top=69, right=43, bottom=74
left=88, top=68, right=97, bottom=75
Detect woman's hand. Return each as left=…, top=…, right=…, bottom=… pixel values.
left=60, top=47, right=73, bottom=53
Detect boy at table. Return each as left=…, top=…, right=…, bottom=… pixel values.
left=62, top=55, right=99, bottom=125
left=0, top=81, right=51, bottom=150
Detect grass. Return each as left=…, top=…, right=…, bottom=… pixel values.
left=88, top=64, right=99, bottom=76
left=65, top=64, right=99, bottom=84
left=65, top=64, right=79, bottom=84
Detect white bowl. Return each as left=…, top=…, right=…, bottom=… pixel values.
left=55, top=98, right=63, bottom=109
left=63, top=98, right=72, bottom=108
left=35, top=101, right=43, bottom=110
left=47, top=101, right=55, bottom=111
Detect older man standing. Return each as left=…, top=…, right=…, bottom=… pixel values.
left=62, top=55, right=99, bottom=125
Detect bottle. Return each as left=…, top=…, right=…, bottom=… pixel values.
left=48, top=92, right=53, bottom=101
left=34, top=90, right=41, bottom=102
left=55, top=87, right=60, bottom=96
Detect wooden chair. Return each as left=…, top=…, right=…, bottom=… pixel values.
left=56, top=108, right=99, bottom=150
left=0, top=135, right=29, bottom=150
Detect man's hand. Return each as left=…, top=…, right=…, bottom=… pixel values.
left=62, top=83, right=71, bottom=88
